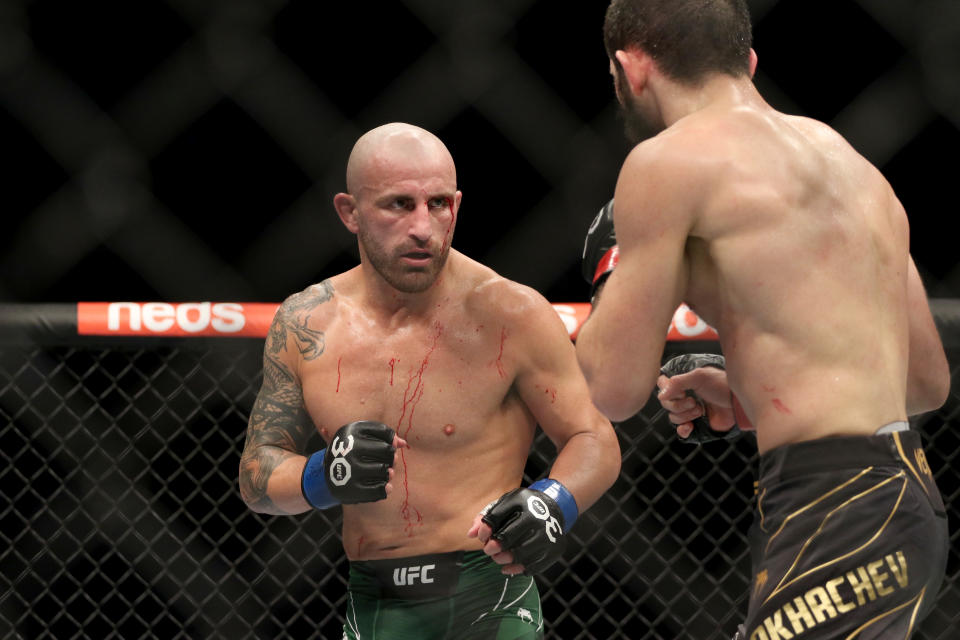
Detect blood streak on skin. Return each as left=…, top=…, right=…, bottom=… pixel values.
left=440, top=197, right=455, bottom=252
left=336, top=357, right=342, bottom=393
left=772, top=398, right=792, bottom=414
left=397, top=321, right=443, bottom=535
left=494, top=327, right=507, bottom=378
left=388, top=358, right=397, bottom=386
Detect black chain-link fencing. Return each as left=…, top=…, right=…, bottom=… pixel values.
left=2, top=332, right=957, bottom=639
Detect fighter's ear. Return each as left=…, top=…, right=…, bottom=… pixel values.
left=614, top=48, right=651, bottom=96
left=334, top=193, right=359, bottom=234
left=748, top=48, right=758, bottom=78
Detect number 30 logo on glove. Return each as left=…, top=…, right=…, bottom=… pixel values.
left=329, top=434, right=354, bottom=487
left=527, top=496, right=562, bottom=543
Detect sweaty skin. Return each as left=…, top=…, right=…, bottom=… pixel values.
left=240, top=123, right=619, bottom=564
left=577, top=61, right=949, bottom=454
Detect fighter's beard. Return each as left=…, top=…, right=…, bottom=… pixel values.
left=360, top=230, right=449, bottom=294
left=618, top=95, right=659, bottom=146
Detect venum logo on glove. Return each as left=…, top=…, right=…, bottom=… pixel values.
left=328, top=434, right=355, bottom=487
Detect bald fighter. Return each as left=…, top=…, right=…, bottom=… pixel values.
left=576, top=1, right=950, bottom=638
left=239, top=123, right=620, bottom=639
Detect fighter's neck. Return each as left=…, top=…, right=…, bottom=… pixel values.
left=658, top=75, right=763, bottom=128
left=359, top=261, right=456, bottom=325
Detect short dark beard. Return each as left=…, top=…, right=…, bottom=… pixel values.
left=615, top=66, right=659, bottom=145
left=358, top=224, right=450, bottom=294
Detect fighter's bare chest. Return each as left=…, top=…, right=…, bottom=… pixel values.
left=299, top=319, right=514, bottom=440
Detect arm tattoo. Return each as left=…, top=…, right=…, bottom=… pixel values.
left=239, top=280, right=335, bottom=514
left=267, top=280, right=333, bottom=361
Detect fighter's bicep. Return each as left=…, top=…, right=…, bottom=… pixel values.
left=514, top=303, right=597, bottom=439
left=576, top=196, right=689, bottom=420
left=612, top=153, right=693, bottom=306
left=246, top=355, right=314, bottom=452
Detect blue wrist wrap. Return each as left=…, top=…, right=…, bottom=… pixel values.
left=529, top=478, right=578, bottom=533
left=301, top=449, right=340, bottom=510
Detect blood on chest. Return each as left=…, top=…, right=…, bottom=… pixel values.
left=299, top=324, right=514, bottom=449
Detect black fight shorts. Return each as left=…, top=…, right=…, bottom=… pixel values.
left=745, top=430, right=948, bottom=639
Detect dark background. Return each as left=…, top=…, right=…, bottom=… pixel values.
left=2, top=2, right=960, bottom=639
left=2, top=0, right=959, bottom=306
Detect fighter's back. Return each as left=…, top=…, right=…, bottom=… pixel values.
left=677, top=104, right=912, bottom=452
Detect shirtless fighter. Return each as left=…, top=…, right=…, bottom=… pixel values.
left=576, top=1, right=950, bottom=638
left=239, top=123, right=620, bottom=639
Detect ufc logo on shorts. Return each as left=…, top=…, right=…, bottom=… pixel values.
left=393, top=564, right=435, bottom=586
left=527, top=496, right=561, bottom=543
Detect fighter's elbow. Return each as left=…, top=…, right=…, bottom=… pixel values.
left=588, top=384, right=644, bottom=423
left=237, top=457, right=271, bottom=514
left=237, top=478, right=262, bottom=512
left=238, top=490, right=256, bottom=512
left=907, top=364, right=951, bottom=416
left=924, top=371, right=951, bottom=412
left=583, top=366, right=656, bottom=423
left=599, top=425, right=622, bottom=482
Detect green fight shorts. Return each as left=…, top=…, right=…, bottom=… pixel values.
left=744, top=428, right=948, bottom=640
left=342, top=550, right=544, bottom=640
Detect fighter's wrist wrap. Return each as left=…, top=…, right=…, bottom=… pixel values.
left=529, top=478, right=578, bottom=533
left=301, top=420, right=396, bottom=509
left=481, top=481, right=571, bottom=575
left=301, top=448, right=339, bottom=510
left=659, top=353, right=742, bottom=444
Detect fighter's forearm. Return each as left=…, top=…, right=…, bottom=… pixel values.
left=545, top=426, right=621, bottom=516
left=238, top=446, right=311, bottom=516
left=577, top=318, right=657, bottom=422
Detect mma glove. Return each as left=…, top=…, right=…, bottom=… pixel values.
left=301, top=420, right=396, bottom=509
left=481, top=479, right=578, bottom=575
left=660, top=353, right=742, bottom=444
left=581, top=198, right=617, bottom=301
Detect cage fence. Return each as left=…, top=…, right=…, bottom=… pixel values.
left=1, top=302, right=958, bottom=639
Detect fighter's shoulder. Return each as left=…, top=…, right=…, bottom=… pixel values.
left=620, top=126, right=720, bottom=195
left=275, top=278, right=340, bottom=326
left=613, top=132, right=712, bottom=240
left=262, top=279, right=340, bottom=363
left=783, top=113, right=850, bottom=148
left=466, top=271, right=560, bottom=333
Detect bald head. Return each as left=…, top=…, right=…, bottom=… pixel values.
left=345, top=123, right=456, bottom=195
left=333, top=123, right=461, bottom=294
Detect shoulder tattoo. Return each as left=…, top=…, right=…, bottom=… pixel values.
left=268, top=280, right=334, bottom=361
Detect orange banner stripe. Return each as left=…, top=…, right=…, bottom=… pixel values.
left=76, top=301, right=718, bottom=341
